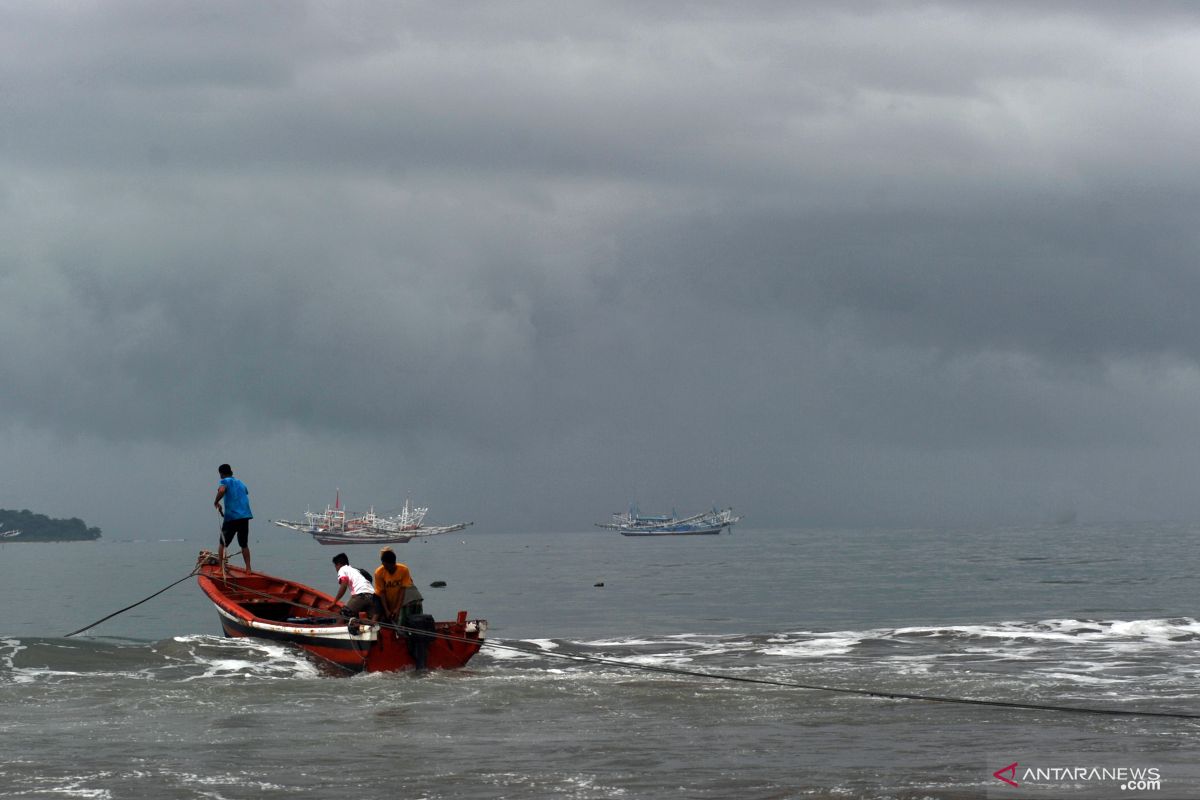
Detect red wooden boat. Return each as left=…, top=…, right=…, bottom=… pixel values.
left=196, top=560, right=486, bottom=674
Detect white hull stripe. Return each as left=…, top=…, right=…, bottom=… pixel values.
left=213, top=604, right=378, bottom=643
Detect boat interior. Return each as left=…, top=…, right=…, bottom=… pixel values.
left=215, top=571, right=342, bottom=625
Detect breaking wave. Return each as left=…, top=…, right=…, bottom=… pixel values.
left=474, top=617, right=1200, bottom=709
left=4, top=617, right=1198, bottom=707
left=0, top=634, right=320, bottom=684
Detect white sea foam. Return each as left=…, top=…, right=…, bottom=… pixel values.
left=491, top=617, right=1200, bottom=682
left=173, top=635, right=320, bottom=680
left=639, top=617, right=1200, bottom=694
left=887, top=617, right=1200, bottom=648
left=1035, top=670, right=1125, bottom=685
left=23, top=775, right=114, bottom=799
left=1107, top=618, right=1200, bottom=641
left=891, top=623, right=1086, bottom=642
left=759, top=636, right=860, bottom=658
left=176, top=772, right=288, bottom=791
left=582, top=637, right=681, bottom=647
left=562, top=774, right=629, bottom=797
left=0, top=637, right=25, bottom=678
left=610, top=652, right=696, bottom=668
left=481, top=643, right=544, bottom=662
left=884, top=657, right=935, bottom=676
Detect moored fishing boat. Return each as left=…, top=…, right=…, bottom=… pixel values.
left=195, top=556, right=486, bottom=674
left=597, top=505, right=741, bottom=536
left=272, top=494, right=473, bottom=545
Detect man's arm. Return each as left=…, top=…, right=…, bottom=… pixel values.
left=373, top=575, right=394, bottom=617
left=214, top=484, right=226, bottom=517
left=333, top=575, right=348, bottom=604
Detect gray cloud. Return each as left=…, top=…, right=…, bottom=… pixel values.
left=3, top=2, right=1200, bottom=535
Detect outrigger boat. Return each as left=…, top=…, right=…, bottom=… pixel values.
left=597, top=505, right=741, bottom=536
left=272, top=494, right=473, bottom=545
left=195, top=554, right=486, bottom=674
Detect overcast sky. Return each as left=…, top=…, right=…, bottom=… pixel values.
left=3, top=1, right=1200, bottom=537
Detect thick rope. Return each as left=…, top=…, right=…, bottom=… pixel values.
left=475, top=640, right=1200, bottom=720
left=63, top=550, right=240, bottom=638
left=209, top=574, right=1200, bottom=721
left=64, top=570, right=199, bottom=638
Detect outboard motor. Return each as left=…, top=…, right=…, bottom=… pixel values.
left=406, top=613, right=436, bottom=670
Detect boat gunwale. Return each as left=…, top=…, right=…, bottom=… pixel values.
left=197, top=566, right=355, bottom=626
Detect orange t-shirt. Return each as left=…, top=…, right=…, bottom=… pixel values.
left=374, top=563, right=414, bottom=613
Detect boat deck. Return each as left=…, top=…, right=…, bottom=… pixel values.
left=203, top=570, right=341, bottom=623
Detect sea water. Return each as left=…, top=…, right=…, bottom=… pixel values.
left=2, top=523, right=1200, bottom=799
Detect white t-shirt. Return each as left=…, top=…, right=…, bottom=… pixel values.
left=337, top=564, right=375, bottom=595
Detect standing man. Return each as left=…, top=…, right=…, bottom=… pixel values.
left=374, top=546, right=418, bottom=624
left=214, top=463, right=253, bottom=572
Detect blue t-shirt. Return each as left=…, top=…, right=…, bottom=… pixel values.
left=220, top=476, right=253, bottom=521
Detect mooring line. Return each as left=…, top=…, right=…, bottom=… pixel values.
left=63, top=551, right=242, bottom=638
left=471, top=638, right=1200, bottom=720
left=64, top=571, right=197, bottom=638
left=69, top=568, right=1200, bottom=721
left=208, top=574, right=1200, bottom=722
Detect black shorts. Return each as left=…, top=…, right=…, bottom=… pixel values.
left=220, top=518, right=250, bottom=548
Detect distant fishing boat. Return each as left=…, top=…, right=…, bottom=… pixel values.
left=0, top=528, right=20, bottom=539
left=597, top=505, right=741, bottom=536
left=272, top=492, right=472, bottom=545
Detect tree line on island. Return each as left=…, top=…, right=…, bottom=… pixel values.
left=0, top=509, right=101, bottom=541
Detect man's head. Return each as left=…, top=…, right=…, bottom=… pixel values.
left=218, top=464, right=233, bottom=478
left=380, top=546, right=396, bottom=566
left=332, top=553, right=348, bottom=568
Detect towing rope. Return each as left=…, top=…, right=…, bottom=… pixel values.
left=206, top=573, right=1200, bottom=722
left=473, top=639, right=1200, bottom=720
left=64, top=569, right=200, bottom=638
left=64, top=561, right=1200, bottom=721
left=63, top=551, right=242, bottom=638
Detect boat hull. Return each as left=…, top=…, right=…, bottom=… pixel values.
left=310, top=531, right=418, bottom=545
left=274, top=520, right=472, bottom=545
left=617, top=525, right=728, bottom=536
left=599, top=506, right=740, bottom=536
left=196, top=563, right=485, bottom=674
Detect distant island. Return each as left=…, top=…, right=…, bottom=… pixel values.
left=0, top=508, right=101, bottom=542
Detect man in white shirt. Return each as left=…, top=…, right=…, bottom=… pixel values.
left=332, top=552, right=378, bottom=622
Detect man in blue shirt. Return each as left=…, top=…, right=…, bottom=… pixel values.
left=214, top=463, right=253, bottom=572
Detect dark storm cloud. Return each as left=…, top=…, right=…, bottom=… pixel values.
left=3, top=1, right=1200, bottom=532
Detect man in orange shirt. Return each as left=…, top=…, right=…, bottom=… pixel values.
left=374, top=546, right=419, bottom=624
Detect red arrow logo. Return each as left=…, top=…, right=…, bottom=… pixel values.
left=993, top=762, right=1019, bottom=787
